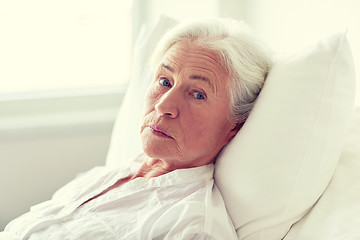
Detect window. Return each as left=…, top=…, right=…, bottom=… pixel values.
left=0, top=0, right=132, bottom=94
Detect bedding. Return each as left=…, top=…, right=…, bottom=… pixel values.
left=106, top=16, right=357, bottom=239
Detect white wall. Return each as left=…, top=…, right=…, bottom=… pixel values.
left=132, top=0, right=219, bottom=41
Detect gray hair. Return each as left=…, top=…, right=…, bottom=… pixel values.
left=151, top=18, right=272, bottom=126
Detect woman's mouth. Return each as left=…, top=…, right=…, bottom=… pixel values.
left=148, top=125, right=172, bottom=138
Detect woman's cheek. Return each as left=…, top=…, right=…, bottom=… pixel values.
left=144, top=85, right=156, bottom=101
left=144, top=91, right=165, bottom=118
left=146, top=83, right=162, bottom=98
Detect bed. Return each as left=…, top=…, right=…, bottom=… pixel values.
left=105, top=16, right=360, bottom=239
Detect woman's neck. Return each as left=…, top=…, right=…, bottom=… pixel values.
left=130, top=154, right=216, bottom=180
left=130, top=157, right=174, bottom=180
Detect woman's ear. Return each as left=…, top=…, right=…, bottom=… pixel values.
left=226, top=122, right=242, bottom=144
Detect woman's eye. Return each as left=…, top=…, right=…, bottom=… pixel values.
left=193, top=91, right=206, bottom=100
left=159, top=78, right=172, bottom=88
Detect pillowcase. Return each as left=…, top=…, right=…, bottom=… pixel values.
left=284, top=107, right=360, bottom=239
left=214, top=31, right=356, bottom=239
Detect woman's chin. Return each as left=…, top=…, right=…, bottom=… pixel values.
left=141, top=133, right=174, bottom=157
left=141, top=140, right=173, bottom=160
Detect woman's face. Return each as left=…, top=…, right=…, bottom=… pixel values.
left=140, top=40, right=239, bottom=169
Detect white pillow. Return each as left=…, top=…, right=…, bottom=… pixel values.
left=214, top=31, right=356, bottom=239
left=284, top=107, right=360, bottom=239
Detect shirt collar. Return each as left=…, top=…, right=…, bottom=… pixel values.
left=121, top=154, right=215, bottom=190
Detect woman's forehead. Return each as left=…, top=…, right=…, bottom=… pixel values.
left=164, top=40, right=219, bottom=65
left=159, top=40, right=229, bottom=82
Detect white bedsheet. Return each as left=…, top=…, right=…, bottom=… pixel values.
left=284, top=107, right=360, bottom=239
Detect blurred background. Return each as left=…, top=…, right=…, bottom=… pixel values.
left=1, top=0, right=359, bottom=230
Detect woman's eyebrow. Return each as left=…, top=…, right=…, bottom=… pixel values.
left=161, top=63, right=174, bottom=72
left=161, top=63, right=214, bottom=91
left=189, top=75, right=210, bottom=82
left=189, top=75, right=214, bottom=92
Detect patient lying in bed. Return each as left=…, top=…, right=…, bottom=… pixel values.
left=0, top=18, right=272, bottom=240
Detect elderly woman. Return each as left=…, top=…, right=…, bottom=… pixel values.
left=1, top=18, right=271, bottom=240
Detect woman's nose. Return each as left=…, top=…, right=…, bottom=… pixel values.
left=154, top=90, right=180, bottom=118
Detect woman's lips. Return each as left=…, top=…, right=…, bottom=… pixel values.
left=148, top=125, right=172, bottom=138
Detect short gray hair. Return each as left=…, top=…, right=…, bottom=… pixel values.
left=151, top=18, right=272, bottom=126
